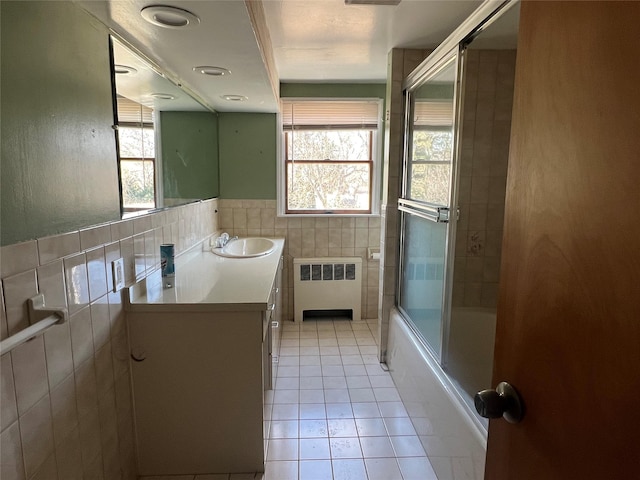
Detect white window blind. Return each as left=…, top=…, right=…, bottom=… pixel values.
left=280, top=98, right=381, bottom=215
left=116, top=96, right=154, bottom=124
left=413, top=100, right=454, bottom=126
left=282, top=99, right=380, bottom=130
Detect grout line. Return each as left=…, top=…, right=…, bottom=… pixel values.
left=262, top=318, right=427, bottom=479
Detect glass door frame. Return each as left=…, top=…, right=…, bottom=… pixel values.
left=392, top=0, right=520, bottom=439
left=396, top=45, right=466, bottom=364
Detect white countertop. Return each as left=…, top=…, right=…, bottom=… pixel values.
left=126, top=238, right=285, bottom=313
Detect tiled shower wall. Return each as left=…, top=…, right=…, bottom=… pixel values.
left=0, top=198, right=218, bottom=480
left=452, top=49, right=516, bottom=308
left=217, top=199, right=381, bottom=320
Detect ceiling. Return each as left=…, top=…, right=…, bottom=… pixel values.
left=263, top=0, right=482, bottom=82
left=78, top=0, right=491, bottom=113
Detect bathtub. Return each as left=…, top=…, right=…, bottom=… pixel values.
left=386, top=307, right=487, bottom=479
left=445, top=307, right=497, bottom=407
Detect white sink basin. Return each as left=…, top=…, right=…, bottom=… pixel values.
left=213, top=237, right=275, bottom=258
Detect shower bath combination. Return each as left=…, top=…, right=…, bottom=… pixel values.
left=396, top=2, right=519, bottom=428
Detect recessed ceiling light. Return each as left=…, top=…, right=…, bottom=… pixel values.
left=114, top=64, right=138, bottom=75
left=193, top=66, right=231, bottom=77
left=221, top=95, right=248, bottom=102
left=140, top=5, right=200, bottom=29
left=150, top=93, right=176, bottom=100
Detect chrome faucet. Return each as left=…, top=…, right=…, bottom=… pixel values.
left=214, top=233, right=238, bottom=248
left=214, top=233, right=229, bottom=248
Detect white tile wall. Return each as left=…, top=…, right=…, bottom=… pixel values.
left=0, top=198, right=219, bottom=480
left=386, top=309, right=486, bottom=479
left=217, top=200, right=381, bottom=320
left=453, top=49, right=516, bottom=309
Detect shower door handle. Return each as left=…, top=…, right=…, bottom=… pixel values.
left=474, top=382, right=524, bottom=424
left=398, top=201, right=450, bottom=223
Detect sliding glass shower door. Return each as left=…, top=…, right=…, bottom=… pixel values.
left=398, top=50, right=460, bottom=360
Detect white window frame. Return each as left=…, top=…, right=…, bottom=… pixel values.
left=276, top=97, right=383, bottom=217
left=116, top=97, right=158, bottom=213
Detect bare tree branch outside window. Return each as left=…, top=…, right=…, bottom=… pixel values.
left=118, top=125, right=156, bottom=209
left=286, top=130, right=372, bottom=213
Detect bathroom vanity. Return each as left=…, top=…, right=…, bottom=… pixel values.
left=125, top=239, right=284, bottom=475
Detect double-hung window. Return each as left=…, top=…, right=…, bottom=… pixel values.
left=116, top=96, right=156, bottom=212
left=281, top=99, right=382, bottom=215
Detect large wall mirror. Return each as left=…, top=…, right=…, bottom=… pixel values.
left=111, top=36, right=219, bottom=215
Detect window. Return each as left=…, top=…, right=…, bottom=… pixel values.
left=116, top=96, right=156, bottom=211
left=408, top=100, right=454, bottom=206
left=281, top=99, right=381, bottom=214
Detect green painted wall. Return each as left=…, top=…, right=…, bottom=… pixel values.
left=1, top=1, right=120, bottom=245
left=161, top=111, right=219, bottom=203
left=216, top=84, right=387, bottom=201
left=280, top=83, right=386, bottom=99
left=218, top=113, right=277, bottom=199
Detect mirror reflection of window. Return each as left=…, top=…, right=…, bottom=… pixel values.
left=406, top=58, right=456, bottom=207
left=410, top=99, right=454, bottom=205
left=116, top=96, right=156, bottom=211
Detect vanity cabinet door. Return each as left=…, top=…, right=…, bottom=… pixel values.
left=128, top=310, right=264, bottom=475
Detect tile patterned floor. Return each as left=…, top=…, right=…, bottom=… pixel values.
left=140, top=318, right=439, bottom=480
left=260, top=317, right=439, bottom=480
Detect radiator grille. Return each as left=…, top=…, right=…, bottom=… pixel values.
left=293, top=257, right=362, bottom=322
left=299, top=262, right=357, bottom=281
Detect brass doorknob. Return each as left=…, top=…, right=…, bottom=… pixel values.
left=474, top=381, right=524, bottom=424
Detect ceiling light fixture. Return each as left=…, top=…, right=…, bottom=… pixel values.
left=140, top=5, right=200, bottom=29
left=150, top=93, right=176, bottom=100
left=114, top=64, right=138, bottom=75
left=193, top=66, right=231, bottom=77
left=221, top=95, right=248, bottom=102
left=344, top=0, right=401, bottom=5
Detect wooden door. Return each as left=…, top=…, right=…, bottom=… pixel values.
left=486, top=1, right=640, bottom=478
